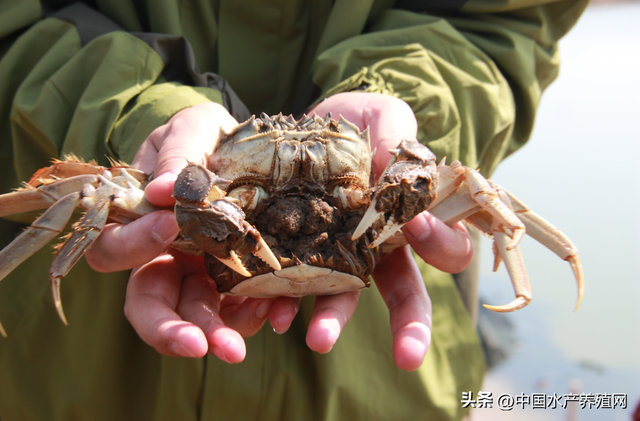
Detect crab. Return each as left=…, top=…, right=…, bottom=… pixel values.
left=0, top=113, right=584, bottom=337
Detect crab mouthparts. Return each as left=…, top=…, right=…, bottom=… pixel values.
left=206, top=193, right=383, bottom=295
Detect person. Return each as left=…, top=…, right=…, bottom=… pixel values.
left=0, top=1, right=589, bottom=420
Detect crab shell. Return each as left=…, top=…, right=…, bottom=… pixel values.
left=226, top=265, right=370, bottom=298
left=175, top=113, right=396, bottom=298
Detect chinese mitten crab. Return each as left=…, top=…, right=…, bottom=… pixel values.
left=0, top=113, right=584, bottom=336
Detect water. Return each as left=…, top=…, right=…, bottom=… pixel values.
left=471, top=3, right=640, bottom=420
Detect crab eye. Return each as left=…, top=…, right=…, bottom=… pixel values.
left=227, top=185, right=268, bottom=211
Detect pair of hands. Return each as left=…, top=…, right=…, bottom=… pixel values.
left=84, top=92, right=473, bottom=372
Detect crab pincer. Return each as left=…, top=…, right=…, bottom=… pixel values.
left=173, top=163, right=281, bottom=276
left=352, top=139, right=439, bottom=248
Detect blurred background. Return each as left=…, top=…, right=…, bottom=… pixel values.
left=470, top=1, right=640, bottom=420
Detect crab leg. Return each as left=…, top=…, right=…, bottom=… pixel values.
left=0, top=162, right=161, bottom=332
left=476, top=189, right=532, bottom=312
left=0, top=175, right=99, bottom=218
left=431, top=173, right=583, bottom=299
left=27, top=157, right=148, bottom=187
left=428, top=186, right=481, bottom=225
left=493, top=184, right=584, bottom=310
left=0, top=192, right=81, bottom=283
left=429, top=166, right=525, bottom=249
left=485, top=231, right=531, bottom=312
left=0, top=192, right=82, bottom=337
left=49, top=198, right=111, bottom=325
left=428, top=181, right=534, bottom=310
left=453, top=184, right=583, bottom=311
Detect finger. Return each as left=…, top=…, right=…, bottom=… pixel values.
left=85, top=210, right=179, bottom=272
left=134, top=102, right=238, bottom=207
left=268, top=297, right=301, bottom=334
left=218, top=297, right=273, bottom=338
left=125, top=253, right=209, bottom=358
left=373, top=246, right=432, bottom=371
left=402, top=212, right=473, bottom=274
left=305, top=291, right=360, bottom=354
left=176, top=271, right=247, bottom=363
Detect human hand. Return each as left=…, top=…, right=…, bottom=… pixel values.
left=85, top=102, right=238, bottom=271
left=84, top=103, right=278, bottom=362
left=305, top=92, right=474, bottom=371
left=82, top=102, right=344, bottom=363
left=83, top=95, right=472, bottom=369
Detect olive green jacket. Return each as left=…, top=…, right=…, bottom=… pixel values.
left=0, top=1, right=587, bottom=420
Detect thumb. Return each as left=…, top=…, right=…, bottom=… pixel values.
left=133, top=102, right=238, bottom=207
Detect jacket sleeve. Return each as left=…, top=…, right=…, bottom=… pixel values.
left=0, top=2, right=248, bottom=197
left=310, top=0, right=589, bottom=176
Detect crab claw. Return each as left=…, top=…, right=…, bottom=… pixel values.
left=176, top=197, right=281, bottom=276
left=351, top=201, right=383, bottom=241
left=352, top=139, right=439, bottom=248
left=253, top=236, right=281, bottom=271
left=215, top=250, right=252, bottom=278
left=173, top=163, right=281, bottom=278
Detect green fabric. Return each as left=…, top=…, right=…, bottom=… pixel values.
left=0, top=248, right=481, bottom=421
left=0, top=1, right=588, bottom=420
left=312, top=1, right=590, bottom=175
left=0, top=16, right=222, bottom=199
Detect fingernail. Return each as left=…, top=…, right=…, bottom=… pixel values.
left=272, top=324, right=288, bottom=335
left=170, top=340, right=197, bottom=358
left=403, top=213, right=433, bottom=242
left=152, top=212, right=179, bottom=243
left=270, top=298, right=299, bottom=334
left=272, top=317, right=290, bottom=334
